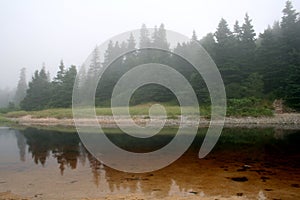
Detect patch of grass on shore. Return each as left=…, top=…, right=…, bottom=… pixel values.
left=4, top=99, right=274, bottom=119
left=4, top=110, right=29, bottom=118
left=4, top=104, right=201, bottom=119
left=5, top=109, right=73, bottom=119
left=227, top=98, right=273, bottom=117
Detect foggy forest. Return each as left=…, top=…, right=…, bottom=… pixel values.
left=0, top=1, right=299, bottom=114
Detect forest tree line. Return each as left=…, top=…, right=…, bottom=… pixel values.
left=5, top=0, right=300, bottom=111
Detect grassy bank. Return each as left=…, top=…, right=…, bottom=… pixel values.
left=0, top=114, right=15, bottom=126
left=227, top=98, right=273, bottom=117
left=4, top=105, right=189, bottom=119
left=4, top=99, right=273, bottom=119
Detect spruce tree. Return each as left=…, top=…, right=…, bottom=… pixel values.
left=61, top=65, right=77, bottom=107
left=281, top=1, right=300, bottom=110
left=139, top=24, right=151, bottom=48
left=240, top=13, right=256, bottom=72
left=127, top=33, right=136, bottom=51
left=233, top=20, right=242, bottom=41
left=14, top=68, right=27, bottom=106
left=192, top=30, right=198, bottom=41
left=215, top=18, right=235, bottom=68
left=21, top=67, right=51, bottom=110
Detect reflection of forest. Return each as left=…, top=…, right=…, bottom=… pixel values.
left=14, top=127, right=300, bottom=198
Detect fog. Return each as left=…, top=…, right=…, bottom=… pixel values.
left=0, top=0, right=299, bottom=90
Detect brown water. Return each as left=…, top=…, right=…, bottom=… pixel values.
left=0, top=127, right=299, bottom=199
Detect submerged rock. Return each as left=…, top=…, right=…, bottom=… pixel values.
left=230, top=176, right=248, bottom=182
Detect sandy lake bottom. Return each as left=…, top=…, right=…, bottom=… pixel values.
left=0, top=127, right=299, bottom=200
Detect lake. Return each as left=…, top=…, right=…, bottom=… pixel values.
left=0, top=127, right=299, bottom=199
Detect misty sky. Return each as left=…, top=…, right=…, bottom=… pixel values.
left=0, top=0, right=299, bottom=89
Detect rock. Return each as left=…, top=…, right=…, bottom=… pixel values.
left=230, top=177, right=248, bottom=182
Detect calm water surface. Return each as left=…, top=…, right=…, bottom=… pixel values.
left=0, top=127, right=299, bottom=199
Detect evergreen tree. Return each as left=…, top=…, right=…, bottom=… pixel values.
left=215, top=18, right=232, bottom=45
left=127, top=33, right=136, bottom=51
left=103, top=42, right=114, bottom=67
left=199, top=33, right=216, bottom=59
left=233, top=20, right=242, bottom=41
left=281, top=1, right=298, bottom=32
left=152, top=24, right=169, bottom=49
left=54, top=60, right=65, bottom=84
left=157, top=23, right=169, bottom=50
left=255, top=1, right=300, bottom=110
left=231, top=21, right=243, bottom=68
left=49, top=61, right=67, bottom=107
left=240, top=13, right=256, bottom=72
left=280, top=1, right=300, bottom=109
left=139, top=24, right=151, bottom=48
left=87, top=46, right=101, bottom=78
left=84, top=47, right=101, bottom=104
left=257, top=22, right=283, bottom=94
left=281, top=0, right=299, bottom=63
left=151, top=25, right=158, bottom=47
left=285, top=64, right=300, bottom=110
left=21, top=67, right=51, bottom=110
left=214, top=18, right=234, bottom=68
left=191, top=30, right=198, bottom=41
left=214, top=17, right=243, bottom=95
left=153, top=24, right=170, bottom=64
left=244, top=73, right=264, bottom=98
left=138, top=24, right=151, bottom=63
left=241, top=13, right=256, bottom=45
left=61, top=65, right=77, bottom=107
left=14, top=68, right=27, bottom=106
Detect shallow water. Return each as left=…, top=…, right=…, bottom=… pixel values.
left=0, top=127, right=299, bottom=199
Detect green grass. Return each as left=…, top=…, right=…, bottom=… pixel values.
left=5, top=109, right=73, bottom=119
left=4, top=104, right=201, bottom=119
left=4, top=99, right=274, bottom=119
left=226, top=98, right=274, bottom=117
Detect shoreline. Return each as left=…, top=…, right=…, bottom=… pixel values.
left=7, top=113, right=300, bottom=129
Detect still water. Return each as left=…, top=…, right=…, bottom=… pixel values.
left=0, top=127, right=299, bottom=199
